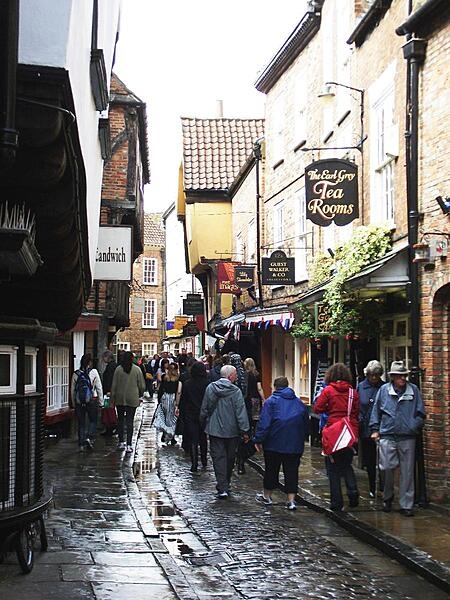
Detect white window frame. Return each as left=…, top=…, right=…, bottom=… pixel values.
left=47, top=346, right=70, bottom=411
left=24, top=347, right=38, bottom=394
left=274, top=200, right=285, bottom=249
left=247, top=218, right=256, bottom=263
left=142, top=299, right=157, bottom=328
left=379, top=315, right=412, bottom=374
left=271, top=95, right=284, bottom=164
left=236, top=232, right=244, bottom=263
left=295, top=188, right=308, bottom=282
left=142, top=342, right=157, bottom=357
left=143, top=257, right=157, bottom=285
left=0, top=345, right=17, bottom=395
left=370, top=63, right=398, bottom=226
left=117, top=342, right=131, bottom=352
left=294, top=80, right=307, bottom=147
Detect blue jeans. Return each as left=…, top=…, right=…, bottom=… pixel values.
left=326, top=447, right=358, bottom=510
left=75, top=402, right=98, bottom=447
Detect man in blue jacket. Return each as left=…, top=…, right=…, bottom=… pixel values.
left=369, top=361, right=425, bottom=516
left=253, top=377, right=309, bottom=510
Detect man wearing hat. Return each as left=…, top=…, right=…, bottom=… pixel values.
left=369, top=361, right=425, bottom=516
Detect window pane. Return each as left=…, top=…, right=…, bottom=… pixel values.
left=0, top=355, right=11, bottom=386
left=24, top=355, right=33, bottom=386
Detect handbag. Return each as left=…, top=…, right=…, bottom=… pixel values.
left=321, top=389, right=357, bottom=455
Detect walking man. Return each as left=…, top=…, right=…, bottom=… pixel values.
left=369, top=361, right=426, bottom=516
left=200, top=365, right=249, bottom=498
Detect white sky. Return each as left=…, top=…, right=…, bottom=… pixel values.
left=113, top=1, right=308, bottom=212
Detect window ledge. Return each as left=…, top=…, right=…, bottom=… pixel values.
left=272, top=158, right=284, bottom=170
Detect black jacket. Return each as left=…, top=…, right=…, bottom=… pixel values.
left=180, top=376, right=209, bottom=421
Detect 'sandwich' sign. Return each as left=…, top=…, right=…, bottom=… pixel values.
left=305, top=159, right=358, bottom=227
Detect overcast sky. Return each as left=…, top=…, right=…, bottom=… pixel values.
left=114, top=1, right=308, bottom=212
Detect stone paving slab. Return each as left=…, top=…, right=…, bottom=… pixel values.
left=92, top=582, right=177, bottom=600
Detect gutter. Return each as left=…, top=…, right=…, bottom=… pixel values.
left=396, top=0, right=449, bottom=35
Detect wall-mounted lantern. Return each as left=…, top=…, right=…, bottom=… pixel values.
left=412, top=242, right=430, bottom=263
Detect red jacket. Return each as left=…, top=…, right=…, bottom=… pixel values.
left=314, top=381, right=359, bottom=435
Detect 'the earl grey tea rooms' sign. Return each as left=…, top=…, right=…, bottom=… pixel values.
left=305, top=159, right=358, bottom=227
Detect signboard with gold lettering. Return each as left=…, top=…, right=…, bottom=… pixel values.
left=315, top=302, right=329, bottom=334
left=234, top=265, right=255, bottom=289
left=262, top=250, right=295, bottom=285
left=305, top=159, right=358, bottom=226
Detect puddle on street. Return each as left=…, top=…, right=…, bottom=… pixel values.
left=163, top=536, right=195, bottom=556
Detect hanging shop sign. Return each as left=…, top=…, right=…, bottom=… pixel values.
left=182, top=294, right=204, bottom=315
left=217, top=261, right=241, bottom=294
left=262, top=250, right=295, bottom=285
left=234, top=265, right=255, bottom=289
left=94, top=225, right=132, bottom=280
left=183, top=321, right=199, bottom=337
left=305, top=159, right=358, bottom=227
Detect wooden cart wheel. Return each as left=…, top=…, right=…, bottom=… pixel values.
left=15, top=527, right=34, bottom=573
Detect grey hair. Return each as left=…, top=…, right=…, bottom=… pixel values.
left=364, top=360, right=384, bottom=376
left=220, top=364, right=236, bottom=379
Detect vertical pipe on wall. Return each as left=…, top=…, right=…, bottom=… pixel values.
left=0, top=0, right=19, bottom=171
left=253, top=139, right=264, bottom=309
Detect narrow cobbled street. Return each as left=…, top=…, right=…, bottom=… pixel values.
left=135, top=399, right=449, bottom=600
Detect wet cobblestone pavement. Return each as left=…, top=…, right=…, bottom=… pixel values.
left=135, top=398, right=450, bottom=600
left=1, top=396, right=448, bottom=599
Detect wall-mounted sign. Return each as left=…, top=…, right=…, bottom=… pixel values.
left=94, top=226, right=132, bottom=280
left=183, top=294, right=204, bottom=315
left=217, top=261, right=241, bottom=294
left=305, top=159, right=358, bottom=227
left=234, top=266, right=255, bottom=289
left=315, top=302, right=330, bottom=334
left=262, top=250, right=295, bottom=285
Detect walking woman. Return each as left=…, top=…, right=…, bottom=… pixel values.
left=153, top=362, right=182, bottom=445
left=314, top=363, right=360, bottom=511
left=357, top=360, right=384, bottom=497
left=111, top=351, right=146, bottom=453
left=179, top=361, right=209, bottom=471
left=71, top=354, right=103, bottom=451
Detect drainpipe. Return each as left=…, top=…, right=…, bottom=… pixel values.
left=253, top=138, right=264, bottom=309
left=402, top=31, right=427, bottom=505
left=0, top=0, right=19, bottom=172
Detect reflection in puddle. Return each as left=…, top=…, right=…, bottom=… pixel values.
left=163, top=536, right=195, bottom=556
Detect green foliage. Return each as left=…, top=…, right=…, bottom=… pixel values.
left=291, top=225, right=392, bottom=339
left=309, top=253, right=334, bottom=287
left=291, top=304, right=315, bottom=339
left=323, top=224, right=392, bottom=336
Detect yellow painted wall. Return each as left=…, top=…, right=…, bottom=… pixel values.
left=185, top=201, right=232, bottom=272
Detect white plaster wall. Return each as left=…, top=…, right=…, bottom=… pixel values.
left=164, top=206, right=202, bottom=321
left=19, top=0, right=121, bottom=277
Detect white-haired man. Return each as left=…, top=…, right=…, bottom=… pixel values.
left=200, top=365, right=249, bottom=498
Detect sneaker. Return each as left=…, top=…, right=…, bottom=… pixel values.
left=85, top=438, right=94, bottom=450
left=117, top=442, right=126, bottom=450
left=218, top=491, right=229, bottom=499
left=125, top=445, right=133, bottom=453
left=255, top=493, right=273, bottom=506
left=382, top=498, right=393, bottom=513
left=286, top=500, right=297, bottom=511
left=399, top=508, right=414, bottom=517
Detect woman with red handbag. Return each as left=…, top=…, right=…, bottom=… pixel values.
left=314, top=363, right=360, bottom=512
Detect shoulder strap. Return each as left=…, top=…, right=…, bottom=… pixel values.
left=347, top=388, right=354, bottom=417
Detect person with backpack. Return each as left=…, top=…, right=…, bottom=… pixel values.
left=71, top=354, right=103, bottom=451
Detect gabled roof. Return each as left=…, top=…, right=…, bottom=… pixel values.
left=181, top=117, right=264, bottom=193
left=144, top=213, right=165, bottom=247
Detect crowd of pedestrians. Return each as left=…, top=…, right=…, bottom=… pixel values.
left=70, top=347, right=425, bottom=516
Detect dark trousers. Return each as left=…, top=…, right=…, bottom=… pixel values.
left=185, top=418, right=208, bottom=468
left=209, top=435, right=239, bottom=493
left=263, top=451, right=301, bottom=494
left=361, top=437, right=383, bottom=494
left=326, top=447, right=358, bottom=510
left=116, top=405, right=137, bottom=446
left=75, top=402, right=98, bottom=447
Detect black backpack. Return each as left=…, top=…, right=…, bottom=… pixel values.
left=74, top=369, right=93, bottom=405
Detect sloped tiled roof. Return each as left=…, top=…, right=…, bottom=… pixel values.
left=181, top=117, right=264, bottom=192
left=144, top=213, right=165, bottom=247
